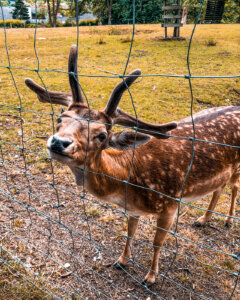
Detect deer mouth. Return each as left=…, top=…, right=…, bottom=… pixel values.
left=48, top=149, right=73, bottom=163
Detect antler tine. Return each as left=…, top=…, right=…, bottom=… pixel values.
left=104, top=69, right=141, bottom=117
left=68, top=45, right=84, bottom=103
left=25, top=78, right=71, bottom=106
left=113, top=108, right=177, bottom=139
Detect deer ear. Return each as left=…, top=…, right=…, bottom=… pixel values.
left=109, top=131, right=150, bottom=150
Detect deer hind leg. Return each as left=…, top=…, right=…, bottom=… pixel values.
left=114, top=216, right=139, bottom=268
left=143, top=207, right=177, bottom=285
left=225, top=183, right=238, bottom=227
left=195, top=187, right=223, bottom=226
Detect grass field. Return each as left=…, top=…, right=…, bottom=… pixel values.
left=0, top=24, right=239, bottom=299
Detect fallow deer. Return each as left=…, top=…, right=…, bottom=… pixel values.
left=25, top=45, right=238, bottom=284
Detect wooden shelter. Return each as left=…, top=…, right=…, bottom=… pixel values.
left=162, top=0, right=183, bottom=38
left=205, top=0, right=226, bottom=24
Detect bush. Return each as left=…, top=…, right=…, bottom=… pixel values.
left=97, top=37, right=106, bottom=44
left=206, top=39, right=217, bottom=47
left=0, top=19, right=25, bottom=28
left=63, top=19, right=74, bottom=27
left=25, top=23, right=39, bottom=28
left=56, top=20, right=63, bottom=27
left=79, top=19, right=98, bottom=26
left=37, top=8, right=46, bottom=19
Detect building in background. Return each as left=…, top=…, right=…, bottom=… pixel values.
left=0, top=1, right=96, bottom=24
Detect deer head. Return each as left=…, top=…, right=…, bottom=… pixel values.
left=25, top=45, right=177, bottom=174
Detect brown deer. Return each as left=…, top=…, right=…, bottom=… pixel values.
left=25, top=45, right=239, bottom=284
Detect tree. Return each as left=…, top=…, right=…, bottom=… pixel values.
left=91, top=0, right=112, bottom=24
left=45, top=0, right=61, bottom=27
left=183, top=0, right=239, bottom=24
left=37, top=8, right=47, bottom=19
left=66, top=0, right=89, bottom=18
left=92, top=0, right=238, bottom=25
left=222, top=0, right=240, bottom=23
left=92, top=0, right=163, bottom=25
left=12, top=0, right=30, bottom=21
left=182, top=0, right=208, bottom=24
left=0, top=0, right=9, bottom=7
left=107, top=0, right=112, bottom=24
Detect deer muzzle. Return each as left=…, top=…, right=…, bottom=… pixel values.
left=47, top=135, right=73, bottom=154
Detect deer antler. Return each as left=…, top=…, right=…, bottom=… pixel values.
left=104, top=69, right=141, bottom=116
left=25, top=45, right=176, bottom=138
left=68, top=45, right=84, bottom=103
left=25, top=78, right=71, bottom=106
left=25, top=44, right=84, bottom=106
left=113, top=108, right=177, bottom=139
left=104, top=69, right=177, bottom=138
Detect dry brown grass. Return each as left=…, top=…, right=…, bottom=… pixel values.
left=0, top=24, right=239, bottom=299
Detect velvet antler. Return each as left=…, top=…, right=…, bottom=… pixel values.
left=25, top=44, right=84, bottom=106
left=25, top=78, right=71, bottom=106
left=104, top=69, right=141, bottom=117
left=113, top=108, right=177, bottom=139
left=68, top=45, right=84, bottom=103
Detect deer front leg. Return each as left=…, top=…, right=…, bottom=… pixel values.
left=195, top=187, right=223, bottom=226
left=225, top=184, right=238, bottom=227
left=114, top=216, right=139, bottom=268
left=143, top=207, right=176, bottom=285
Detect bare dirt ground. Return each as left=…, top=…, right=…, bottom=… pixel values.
left=0, top=140, right=239, bottom=299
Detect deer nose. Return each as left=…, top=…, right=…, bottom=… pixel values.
left=49, top=136, right=72, bottom=153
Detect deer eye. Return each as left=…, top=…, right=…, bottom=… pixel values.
left=57, top=117, right=62, bottom=124
left=97, top=133, right=107, bottom=142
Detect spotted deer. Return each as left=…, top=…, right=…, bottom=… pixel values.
left=25, top=45, right=238, bottom=284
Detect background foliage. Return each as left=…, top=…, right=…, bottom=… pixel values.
left=1, top=0, right=240, bottom=26
left=222, top=0, right=240, bottom=23
left=91, top=0, right=163, bottom=24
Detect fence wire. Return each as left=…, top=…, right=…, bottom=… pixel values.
left=0, top=0, right=239, bottom=299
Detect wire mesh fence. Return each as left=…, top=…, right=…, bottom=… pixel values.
left=0, top=0, right=239, bottom=299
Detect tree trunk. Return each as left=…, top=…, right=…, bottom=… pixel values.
left=46, top=0, right=61, bottom=27
left=181, top=7, right=188, bottom=25
left=52, top=0, right=56, bottom=27
left=46, top=0, right=53, bottom=27
left=53, top=15, right=57, bottom=27
left=173, top=27, right=177, bottom=37
left=107, top=0, right=112, bottom=25
left=55, top=0, right=61, bottom=26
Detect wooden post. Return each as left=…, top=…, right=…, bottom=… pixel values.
left=163, top=0, right=167, bottom=38
left=165, top=27, right=167, bottom=38
left=162, top=0, right=183, bottom=39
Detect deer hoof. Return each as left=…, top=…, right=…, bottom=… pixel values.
left=193, top=221, right=203, bottom=227
left=141, top=279, right=148, bottom=286
left=225, top=221, right=232, bottom=228
left=194, top=217, right=208, bottom=227
left=225, top=217, right=233, bottom=228
left=142, top=272, right=156, bottom=286
left=141, top=279, right=154, bottom=287
left=113, top=261, right=125, bottom=270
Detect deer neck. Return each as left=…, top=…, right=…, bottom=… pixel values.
left=84, top=148, right=133, bottom=198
